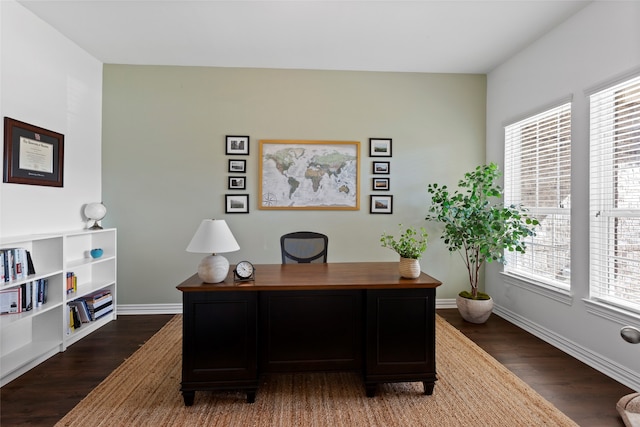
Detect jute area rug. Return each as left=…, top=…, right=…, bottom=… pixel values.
left=55, top=315, right=577, bottom=427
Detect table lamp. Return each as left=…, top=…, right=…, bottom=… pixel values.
left=186, top=219, right=240, bottom=283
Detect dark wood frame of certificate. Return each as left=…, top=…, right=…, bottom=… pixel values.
left=3, top=117, right=64, bottom=187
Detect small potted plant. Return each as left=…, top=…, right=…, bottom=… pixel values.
left=380, top=224, right=428, bottom=278
left=426, top=163, right=538, bottom=323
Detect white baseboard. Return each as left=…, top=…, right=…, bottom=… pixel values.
left=117, top=304, right=183, bottom=315
left=436, top=298, right=457, bottom=309
left=494, top=304, right=640, bottom=392
left=118, top=299, right=459, bottom=315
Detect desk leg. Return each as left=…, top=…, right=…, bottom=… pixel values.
left=365, top=384, right=377, bottom=398
left=423, top=381, right=435, bottom=395
left=183, top=391, right=195, bottom=406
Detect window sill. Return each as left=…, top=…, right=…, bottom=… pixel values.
left=583, top=299, right=640, bottom=325
left=501, top=272, right=573, bottom=306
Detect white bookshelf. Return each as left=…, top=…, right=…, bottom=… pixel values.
left=0, top=228, right=116, bottom=386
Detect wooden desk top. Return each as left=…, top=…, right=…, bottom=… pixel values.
left=177, top=262, right=442, bottom=292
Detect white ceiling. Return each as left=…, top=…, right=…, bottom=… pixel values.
left=17, top=0, right=591, bottom=74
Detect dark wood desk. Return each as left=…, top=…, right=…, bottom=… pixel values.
left=177, top=262, right=442, bottom=406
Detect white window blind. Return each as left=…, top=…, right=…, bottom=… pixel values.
left=590, top=75, right=640, bottom=313
left=504, top=103, right=572, bottom=288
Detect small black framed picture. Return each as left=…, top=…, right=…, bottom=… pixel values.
left=372, top=177, right=390, bottom=191
left=228, top=176, right=246, bottom=190
left=369, top=138, right=392, bottom=157
left=225, top=194, right=249, bottom=213
left=226, top=135, right=250, bottom=155
left=370, top=195, right=393, bottom=214
left=372, top=161, right=390, bottom=174
left=228, top=159, right=246, bottom=173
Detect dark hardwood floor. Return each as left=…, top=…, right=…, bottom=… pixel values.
left=438, top=310, right=635, bottom=427
left=1, top=310, right=635, bottom=426
left=0, top=314, right=174, bottom=427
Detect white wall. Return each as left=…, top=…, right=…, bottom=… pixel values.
left=486, top=1, right=640, bottom=390
left=0, top=0, right=103, bottom=237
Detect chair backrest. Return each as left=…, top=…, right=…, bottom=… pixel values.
left=280, top=231, right=328, bottom=264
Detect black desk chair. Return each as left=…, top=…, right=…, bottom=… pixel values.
left=280, top=231, right=328, bottom=264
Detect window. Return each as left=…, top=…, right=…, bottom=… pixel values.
left=590, top=75, right=640, bottom=314
left=504, top=103, right=572, bottom=289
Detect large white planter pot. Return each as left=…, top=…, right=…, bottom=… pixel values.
left=456, top=295, right=494, bottom=324
left=399, top=257, right=421, bottom=279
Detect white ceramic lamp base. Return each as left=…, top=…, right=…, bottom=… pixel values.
left=197, top=254, right=230, bottom=283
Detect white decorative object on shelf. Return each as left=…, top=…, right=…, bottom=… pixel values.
left=84, top=202, right=107, bottom=230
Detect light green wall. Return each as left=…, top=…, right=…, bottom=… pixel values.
left=102, top=65, right=486, bottom=304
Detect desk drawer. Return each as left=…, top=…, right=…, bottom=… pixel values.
left=182, top=291, right=258, bottom=383
left=259, top=290, right=363, bottom=372
left=365, top=288, right=436, bottom=377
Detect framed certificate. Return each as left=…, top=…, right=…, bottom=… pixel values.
left=3, top=117, right=64, bottom=187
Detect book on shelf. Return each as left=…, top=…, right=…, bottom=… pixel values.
left=68, top=300, right=91, bottom=323
left=0, top=248, right=36, bottom=283
left=26, top=251, right=36, bottom=276
left=0, top=278, right=49, bottom=315
left=92, top=300, right=113, bottom=320
left=14, top=279, right=49, bottom=312
left=64, top=290, right=114, bottom=323
left=66, top=272, right=77, bottom=294
left=21, top=281, right=32, bottom=311
left=0, top=288, right=21, bottom=314
left=81, top=290, right=113, bottom=320
left=68, top=304, right=82, bottom=331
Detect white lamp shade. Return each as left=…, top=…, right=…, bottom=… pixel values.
left=186, top=219, right=240, bottom=254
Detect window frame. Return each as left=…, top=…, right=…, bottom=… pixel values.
left=589, top=74, right=640, bottom=315
left=503, top=102, right=572, bottom=291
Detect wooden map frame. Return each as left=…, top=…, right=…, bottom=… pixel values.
left=259, top=140, right=360, bottom=210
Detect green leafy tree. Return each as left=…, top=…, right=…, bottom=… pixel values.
left=426, top=163, right=538, bottom=299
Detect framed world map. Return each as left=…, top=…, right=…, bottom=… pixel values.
left=259, top=140, right=360, bottom=210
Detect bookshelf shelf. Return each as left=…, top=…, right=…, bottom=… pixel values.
left=0, top=269, right=65, bottom=291
left=73, top=278, right=116, bottom=300
left=0, top=228, right=117, bottom=386
left=0, top=300, right=64, bottom=326
left=0, top=339, right=62, bottom=382
left=65, top=311, right=115, bottom=346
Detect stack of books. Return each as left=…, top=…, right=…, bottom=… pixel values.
left=82, top=290, right=113, bottom=320
left=67, top=289, right=113, bottom=331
